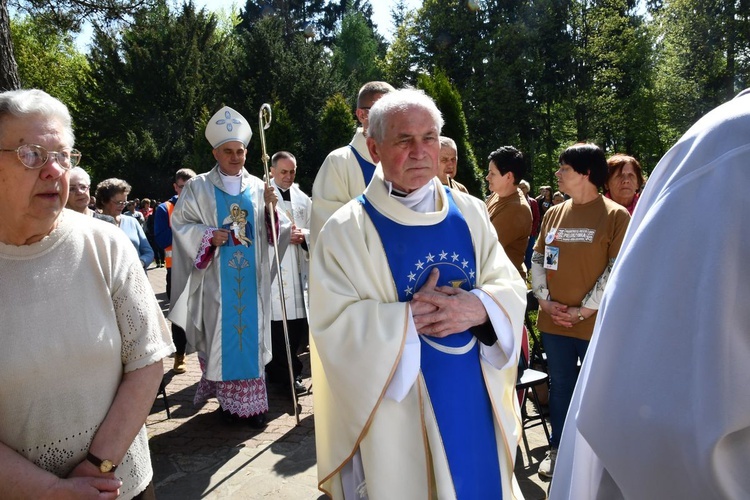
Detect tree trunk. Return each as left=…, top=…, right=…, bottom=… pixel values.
left=725, top=0, right=736, bottom=100
left=0, top=0, right=21, bottom=91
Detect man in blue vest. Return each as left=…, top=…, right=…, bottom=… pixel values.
left=154, top=167, right=196, bottom=373
left=309, top=89, right=527, bottom=498
left=310, top=81, right=394, bottom=248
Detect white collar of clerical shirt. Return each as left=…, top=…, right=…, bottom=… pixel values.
left=385, top=179, right=437, bottom=213
left=219, top=169, right=242, bottom=196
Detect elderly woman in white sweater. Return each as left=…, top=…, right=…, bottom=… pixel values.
left=0, top=89, right=174, bottom=499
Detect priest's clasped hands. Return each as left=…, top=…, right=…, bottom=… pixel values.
left=411, top=268, right=489, bottom=338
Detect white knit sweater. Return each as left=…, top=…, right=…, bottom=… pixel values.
left=0, top=209, right=174, bottom=499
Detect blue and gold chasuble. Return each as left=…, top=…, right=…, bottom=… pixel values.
left=359, top=189, right=502, bottom=499
left=215, top=186, right=260, bottom=381
left=349, top=145, right=376, bottom=186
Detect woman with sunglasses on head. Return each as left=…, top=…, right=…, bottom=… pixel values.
left=95, top=178, right=154, bottom=269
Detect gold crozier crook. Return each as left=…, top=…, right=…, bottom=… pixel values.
left=259, top=103, right=300, bottom=425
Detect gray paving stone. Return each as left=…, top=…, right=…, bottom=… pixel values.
left=145, top=265, right=552, bottom=499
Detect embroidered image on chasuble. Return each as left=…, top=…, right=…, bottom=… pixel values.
left=360, top=188, right=503, bottom=498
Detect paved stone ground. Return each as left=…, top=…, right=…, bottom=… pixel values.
left=145, top=266, right=551, bottom=499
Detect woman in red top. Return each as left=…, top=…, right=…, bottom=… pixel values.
left=139, top=198, right=153, bottom=219
left=603, top=154, right=646, bottom=215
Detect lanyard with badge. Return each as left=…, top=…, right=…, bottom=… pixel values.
left=544, top=227, right=559, bottom=270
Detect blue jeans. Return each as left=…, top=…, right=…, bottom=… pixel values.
left=524, top=235, right=537, bottom=270
left=541, top=332, right=589, bottom=448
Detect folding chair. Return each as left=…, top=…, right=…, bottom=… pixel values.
left=516, top=324, right=550, bottom=465
left=158, top=378, right=171, bottom=419
left=525, top=290, right=547, bottom=371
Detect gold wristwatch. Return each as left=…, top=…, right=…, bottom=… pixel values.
left=87, top=452, right=117, bottom=473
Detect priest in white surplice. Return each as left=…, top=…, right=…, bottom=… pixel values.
left=266, top=151, right=312, bottom=396
left=169, top=106, right=290, bottom=428
left=550, top=90, right=750, bottom=499
left=310, top=89, right=527, bottom=499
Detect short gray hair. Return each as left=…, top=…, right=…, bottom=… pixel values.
left=439, top=136, right=457, bottom=150
left=368, top=89, right=444, bottom=143
left=0, top=89, right=74, bottom=147
left=69, top=166, right=91, bottom=186
left=175, top=168, right=196, bottom=183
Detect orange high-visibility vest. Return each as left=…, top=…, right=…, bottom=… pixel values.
left=165, top=201, right=175, bottom=268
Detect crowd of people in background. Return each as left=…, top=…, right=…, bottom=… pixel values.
left=57, top=89, right=648, bottom=295
left=5, top=80, right=744, bottom=500
left=65, top=179, right=181, bottom=271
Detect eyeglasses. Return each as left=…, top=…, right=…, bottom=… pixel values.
left=69, top=183, right=90, bottom=193
left=112, top=200, right=128, bottom=206
left=0, top=144, right=81, bottom=170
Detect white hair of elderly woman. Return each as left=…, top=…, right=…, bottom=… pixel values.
left=0, top=89, right=74, bottom=147
left=69, top=166, right=91, bottom=185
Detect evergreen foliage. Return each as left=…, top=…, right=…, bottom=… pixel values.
left=418, top=69, right=484, bottom=196
left=4, top=0, right=750, bottom=199
left=318, top=92, right=358, bottom=174
left=10, top=16, right=89, bottom=111
left=233, top=14, right=345, bottom=182
left=332, top=9, right=384, bottom=99
left=75, top=1, right=229, bottom=198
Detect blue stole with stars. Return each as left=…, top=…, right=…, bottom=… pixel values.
left=215, top=186, right=260, bottom=381
left=359, top=189, right=502, bottom=499
left=349, top=145, right=375, bottom=186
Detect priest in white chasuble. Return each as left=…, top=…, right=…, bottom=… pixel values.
left=170, top=105, right=290, bottom=427
left=310, top=88, right=528, bottom=499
